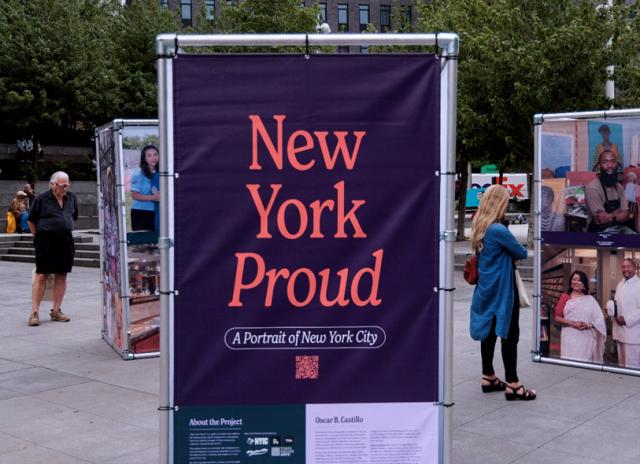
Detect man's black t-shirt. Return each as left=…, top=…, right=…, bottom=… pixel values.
left=28, top=190, right=78, bottom=232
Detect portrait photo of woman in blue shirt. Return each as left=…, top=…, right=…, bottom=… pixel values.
left=130, top=145, right=159, bottom=231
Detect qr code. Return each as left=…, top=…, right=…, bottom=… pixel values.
left=295, top=355, right=319, bottom=380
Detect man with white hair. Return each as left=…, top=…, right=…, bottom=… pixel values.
left=613, top=258, right=640, bottom=368
left=26, top=171, right=78, bottom=326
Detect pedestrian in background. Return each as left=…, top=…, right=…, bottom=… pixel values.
left=470, top=185, right=536, bottom=401
left=27, top=171, right=78, bottom=326
left=23, top=176, right=37, bottom=208
left=8, top=191, right=29, bottom=233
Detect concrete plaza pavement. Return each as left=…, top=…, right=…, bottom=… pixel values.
left=0, top=237, right=640, bottom=463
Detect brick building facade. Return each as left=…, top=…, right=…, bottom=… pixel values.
left=159, top=1, right=416, bottom=47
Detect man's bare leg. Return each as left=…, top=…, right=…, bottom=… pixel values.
left=52, top=273, right=67, bottom=311
left=50, top=273, right=70, bottom=322
left=31, top=273, right=47, bottom=315
left=29, top=273, right=47, bottom=325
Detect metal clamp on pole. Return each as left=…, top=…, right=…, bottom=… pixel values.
left=305, top=33, right=310, bottom=59
left=433, top=401, right=455, bottom=408
left=159, top=290, right=179, bottom=296
left=158, top=237, right=174, bottom=249
left=158, top=406, right=177, bottom=411
left=440, top=230, right=457, bottom=242
left=156, top=34, right=178, bottom=59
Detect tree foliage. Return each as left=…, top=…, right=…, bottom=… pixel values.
left=0, top=0, right=324, bottom=144
left=0, top=0, right=123, bottom=142
left=610, top=2, right=640, bottom=107
left=201, top=0, right=322, bottom=53
left=216, top=0, right=319, bottom=35
left=416, top=0, right=630, bottom=172
left=0, top=0, right=181, bottom=145
left=114, top=0, right=181, bottom=117
left=3, top=0, right=639, bottom=158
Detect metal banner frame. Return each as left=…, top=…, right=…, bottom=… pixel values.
left=156, top=33, right=459, bottom=464
left=533, top=108, right=640, bottom=376
left=95, top=118, right=161, bottom=360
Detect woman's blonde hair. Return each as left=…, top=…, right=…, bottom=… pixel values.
left=471, top=185, right=510, bottom=252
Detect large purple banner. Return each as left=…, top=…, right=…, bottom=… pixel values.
left=172, top=55, right=441, bottom=462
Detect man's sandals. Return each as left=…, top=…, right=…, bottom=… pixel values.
left=505, top=384, right=537, bottom=401
left=481, top=376, right=507, bottom=393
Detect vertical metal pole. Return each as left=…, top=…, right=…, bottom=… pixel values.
left=437, top=64, right=448, bottom=464
left=605, top=0, right=615, bottom=105
left=114, top=128, right=132, bottom=357
left=532, top=116, right=543, bottom=355
left=157, top=38, right=175, bottom=464
left=95, top=130, right=106, bottom=338
left=442, top=40, right=458, bottom=464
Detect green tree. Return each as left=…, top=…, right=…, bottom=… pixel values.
left=113, top=0, right=181, bottom=118
left=0, top=0, right=181, bottom=145
left=217, top=0, right=319, bottom=33
left=214, top=0, right=320, bottom=52
left=610, top=3, right=640, bottom=107
left=0, top=0, right=123, bottom=144
left=416, top=0, right=639, bottom=238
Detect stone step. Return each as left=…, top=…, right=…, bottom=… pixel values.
left=0, top=216, right=98, bottom=231
left=74, top=243, right=100, bottom=252
left=0, top=232, right=99, bottom=268
left=0, top=254, right=99, bottom=268
left=11, top=241, right=99, bottom=251
left=0, top=234, right=94, bottom=243
left=75, top=217, right=99, bottom=229
left=3, top=248, right=98, bottom=260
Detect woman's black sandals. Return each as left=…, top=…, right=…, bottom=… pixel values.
left=481, top=376, right=507, bottom=393
left=505, top=384, right=537, bottom=401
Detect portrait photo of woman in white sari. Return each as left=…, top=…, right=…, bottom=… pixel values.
left=555, top=271, right=606, bottom=363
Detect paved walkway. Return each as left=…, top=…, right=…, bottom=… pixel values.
left=0, top=239, right=639, bottom=463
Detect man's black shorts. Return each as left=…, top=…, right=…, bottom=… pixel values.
left=34, top=231, right=75, bottom=274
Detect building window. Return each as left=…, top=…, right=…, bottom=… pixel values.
left=360, top=45, right=369, bottom=54
left=337, top=46, right=350, bottom=54
left=160, top=0, right=169, bottom=8
left=402, top=5, right=412, bottom=24
left=380, top=5, right=391, bottom=32
left=318, top=2, right=327, bottom=23
left=205, top=0, right=215, bottom=20
left=338, top=4, right=348, bottom=32
left=358, top=4, right=369, bottom=32
left=181, top=0, right=192, bottom=24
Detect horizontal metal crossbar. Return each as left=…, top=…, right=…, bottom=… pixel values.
left=535, top=109, right=640, bottom=122
left=156, top=32, right=459, bottom=56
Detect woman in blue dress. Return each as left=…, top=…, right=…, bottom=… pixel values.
left=470, top=185, right=536, bottom=401
left=130, top=145, right=159, bottom=231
